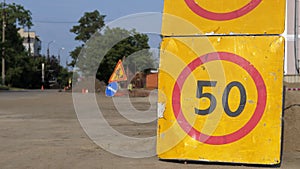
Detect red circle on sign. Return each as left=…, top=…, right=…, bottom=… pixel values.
left=172, top=52, right=267, bottom=145
left=184, top=0, right=262, bottom=21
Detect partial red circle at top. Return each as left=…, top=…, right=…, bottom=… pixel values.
left=184, top=0, right=262, bottom=21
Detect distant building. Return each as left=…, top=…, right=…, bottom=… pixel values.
left=146, top=73, right=158, bottom=89
left=130, top=68, right=158, bottom=89
left=18, top=28, right=42, bottom=57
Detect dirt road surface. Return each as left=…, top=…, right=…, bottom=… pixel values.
left=0, top=89, right=299, bottom=169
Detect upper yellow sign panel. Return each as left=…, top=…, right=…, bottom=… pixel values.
left=162, top=0, right=286, bottom=35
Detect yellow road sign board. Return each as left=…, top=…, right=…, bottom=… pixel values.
left=162, top=0, right=286, bottom=35
left=157, top=36, right=284, bottom=165
left=108, top=60, right=127, bottom=83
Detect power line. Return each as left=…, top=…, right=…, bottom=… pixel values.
left=34, top=20, right=77, bottom=24
left=33, top=18, right=115, bottom=24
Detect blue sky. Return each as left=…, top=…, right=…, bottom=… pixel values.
left=8, top=0, right=164, bottom=66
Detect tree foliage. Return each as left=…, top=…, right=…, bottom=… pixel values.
left=97, top=28, right=154, bottom=83
left=0, top=2, right=33, bottom=86
left=69, top=10, right=106, bottom=68
left=1, top=2, right=33, bottom=28
left=70, top=10, right=105, bottom=43
left=0, top=2, right=70, bottom=88
left=70, top=10, right=156, bottom=83
left=0, top=2, right=33, bottom=57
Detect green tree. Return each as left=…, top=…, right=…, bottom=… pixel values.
left=45, top=55, right=71, bottom=89
left=97, top=28, right=154, bottom=83
left=70, top=11, right=156, bottom=83
left=0, top=2, right=33, bottom=86
left=69, top=10, right=106, bottom=67
left=0, top=2, right=70, bottom=89
left=73, top=27, right=155, bottom=83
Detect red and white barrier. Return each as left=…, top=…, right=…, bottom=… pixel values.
left=286, top=88, right=300, bottom=91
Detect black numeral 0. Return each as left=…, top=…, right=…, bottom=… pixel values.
left=222, top=81, right=246, bottom=117
left=195, top=81, right=247, bottom=117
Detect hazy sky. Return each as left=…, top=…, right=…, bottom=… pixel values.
left=7, top=0, right=164, bottom=66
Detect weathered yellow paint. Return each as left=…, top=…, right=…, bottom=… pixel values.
left=162, top=0, right=286, bottom=35
left=157, top=36, right=284, bottom=165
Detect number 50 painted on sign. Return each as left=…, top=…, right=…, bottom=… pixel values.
left=195, top=81, right=246, bottom=117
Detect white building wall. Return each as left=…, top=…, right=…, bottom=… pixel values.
left=18, top=29, right=41, bottom=57
left=285, top=0, right=300, bottom=75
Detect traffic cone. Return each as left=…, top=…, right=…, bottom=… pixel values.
left=41, top=85, right=44, bottom=91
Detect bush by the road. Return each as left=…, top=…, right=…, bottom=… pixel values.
left=0, top=85, right=9, bottom=90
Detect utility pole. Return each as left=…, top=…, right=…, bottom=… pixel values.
left=58, top=47, right=64, bottom=92
left=58, top=47, right=64, bottom=66
left=2, top=0, right=6, bottom=85
left=47, top=40, right=54, bottom=60
left=27, top=28, right=31, bottom=57
left=295, top=0, right=299, bottom=74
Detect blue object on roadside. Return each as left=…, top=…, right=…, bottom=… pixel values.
left=105, top=82, right=118, bottom=97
